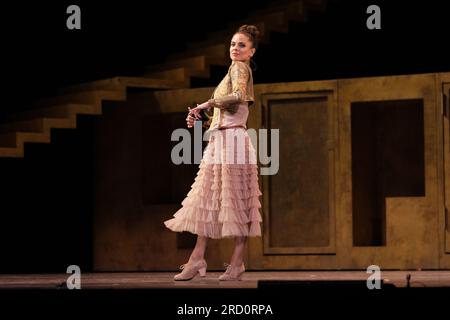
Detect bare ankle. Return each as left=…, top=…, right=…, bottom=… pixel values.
left=189, top=255, right=204, bottom=263
left=229, top=260, right=243, bottom=267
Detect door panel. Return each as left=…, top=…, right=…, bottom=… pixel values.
left=443, top=83, right=450, bottom=253
left=261, top=93, right=336, bottom=254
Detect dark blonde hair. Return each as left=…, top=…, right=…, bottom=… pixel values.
left=235, top=24, right=260, bottom=49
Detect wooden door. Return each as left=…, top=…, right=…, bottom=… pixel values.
left=442, top=82, right=450, bottom=255
left=248, top=81, right=340, bottom=269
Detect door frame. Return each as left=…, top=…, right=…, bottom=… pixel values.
left=260, top=91, right=337, bottom=255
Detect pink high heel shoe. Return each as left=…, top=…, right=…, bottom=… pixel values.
left=218, top=262, right=245, bottom=281
left=173, top=259, right=207, bottom=281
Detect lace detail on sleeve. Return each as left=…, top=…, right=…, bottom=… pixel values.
left=208, top=61, right=249, bottom=110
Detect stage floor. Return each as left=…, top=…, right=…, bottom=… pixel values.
left=1, top=270, right=450, bottom=289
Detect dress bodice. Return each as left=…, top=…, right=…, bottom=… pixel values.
left=206, top=60, right=254, bottom=130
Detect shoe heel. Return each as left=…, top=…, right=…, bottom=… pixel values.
left=238, top=265, right=245, bottom=280
left=198, top=267, right=207, bottom=277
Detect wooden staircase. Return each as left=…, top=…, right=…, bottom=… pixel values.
left=0, top=77, right=183, bottom=158
left=0, top=0, right=327, bottom=158
left=144, top=0, right=327, bottom=86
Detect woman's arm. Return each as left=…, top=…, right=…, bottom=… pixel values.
left=208, top=61, right=249, bottom=109
left=188, top=61, right=250, bottom=119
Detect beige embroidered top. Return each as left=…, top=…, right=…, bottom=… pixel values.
left=204, top=60, right=254, bottom=130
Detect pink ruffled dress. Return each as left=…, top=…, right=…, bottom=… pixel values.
left=164, top=60, right=263, bottom=238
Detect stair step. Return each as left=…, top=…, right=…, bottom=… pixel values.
left=168, top=44, right=228, bottom=61
left=249, top=0, right=305, bottom=19
left=0, top=147, right=21, bottom=157
left=0, top=117, right=76, bottom=134
left=6, top=104, right=101, bottom=122
left=0, top=104, right=103, bottom=157
left=118, top=76, right=186, bottom=89
left=189, top=22, right=268, bottom=50
left=139, top=1, right=323, bottom=87
left=60, top=76, right=185, bottom=94
left=0, top=118, right=46, bottom=133
left=0, top=132, right=50, bottom=148
left=173, top=1, right=319, bottom=55
left=146, top=56, right=229, bottom=73
left=34, top=89, right=126, bottom=108
left=304, top=0, right=327, bottom=11
left=60, top=78, right=122, bottom=94
left=144, top=66, right=211, bottom=80
left=206, top=22, right=271, bottom=43
left=223, top=11, right=288, bottom=37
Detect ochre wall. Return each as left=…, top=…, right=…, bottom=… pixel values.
left=93, top=73, right=450, bottom=271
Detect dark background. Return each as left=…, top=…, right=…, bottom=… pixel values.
left=0, top=0, right=448, bottom=273
left=2, top=0, right=449, bottom=119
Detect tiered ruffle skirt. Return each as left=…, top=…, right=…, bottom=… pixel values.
left=164, top=128, right=262, bottom=238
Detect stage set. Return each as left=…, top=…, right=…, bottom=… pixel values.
left=0, top=271, right=449, bottom=289
left=0, top=0, right=449, bottom=296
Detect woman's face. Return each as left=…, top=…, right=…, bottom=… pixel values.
left=229, top=33, right=255, bottom=62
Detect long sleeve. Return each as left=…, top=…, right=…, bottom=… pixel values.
left=208, top=61, right=250, bottom=110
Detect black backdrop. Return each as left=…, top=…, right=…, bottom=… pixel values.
left=2, top=0, right=449, bottom=119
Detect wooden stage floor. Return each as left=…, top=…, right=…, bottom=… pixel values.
left=1, top=270, right=450, bottom=289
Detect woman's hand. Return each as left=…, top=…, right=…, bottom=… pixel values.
left=188, top=101, right=210, bottom=120
left=186, top=109, right=196, bottom=128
